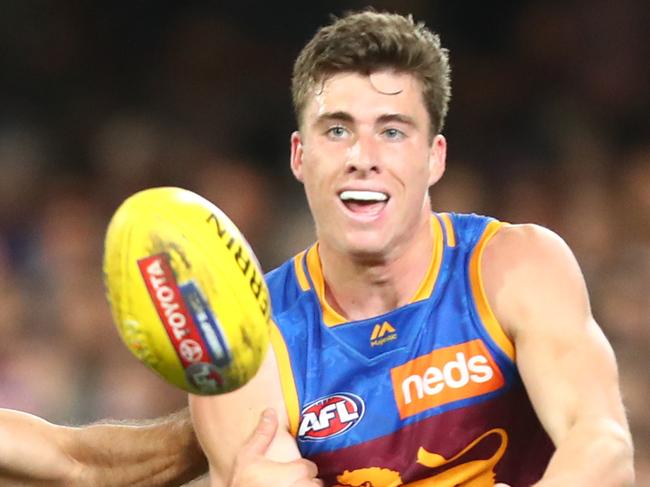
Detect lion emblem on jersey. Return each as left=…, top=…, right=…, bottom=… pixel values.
left=333, top=428, right=508, bottom=487
left=335, top=467, right=402, bottom=487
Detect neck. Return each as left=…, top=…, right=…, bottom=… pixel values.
left=318, top=215, right=435, bottom=321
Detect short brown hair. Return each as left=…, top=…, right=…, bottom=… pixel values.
left=292, top=10, right=451, bottom=136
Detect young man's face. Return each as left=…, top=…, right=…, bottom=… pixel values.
left=291, top=70, right=446, bottom=261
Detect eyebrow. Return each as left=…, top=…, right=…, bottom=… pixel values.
left=314, top=111, right=355, bottom=125
left=314, top=111, right=417, bottom=127
left=376, top=113, right=417, bottom=127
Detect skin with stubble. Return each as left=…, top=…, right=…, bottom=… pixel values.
left=290, top=70, right=447, bottom=319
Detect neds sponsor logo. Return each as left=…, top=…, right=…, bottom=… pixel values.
left=391, top=339, right=504, bottom=419
left=298, top=393, right=365, bottom=441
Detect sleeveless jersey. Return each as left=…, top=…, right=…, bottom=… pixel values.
left=266, top=213, right=554, bottom=487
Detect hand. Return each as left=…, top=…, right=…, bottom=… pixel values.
left=229, top=408, right=323, bottom=487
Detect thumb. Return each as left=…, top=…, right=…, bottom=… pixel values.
left=241, top=408, right=278, bottom=457
left=494, top=484, right=511, bottom=487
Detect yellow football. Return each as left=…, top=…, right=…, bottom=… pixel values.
left=103, top=187, right=270, bottom=395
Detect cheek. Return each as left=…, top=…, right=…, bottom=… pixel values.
left=302, top=150, right=336, bottom=193
left=395, top=153, right=435, bottom=205
left=390, top=147, right=431, bottom=184
left=300, top=161, right=329, bottom=210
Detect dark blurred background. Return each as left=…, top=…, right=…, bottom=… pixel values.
left=0, top=0, right=648, bottom=481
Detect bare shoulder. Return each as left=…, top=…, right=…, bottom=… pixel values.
left=483, top=223, right=578, bottom=272
left=481, top=223, right=590, bottom=339
left=480, top=227, right=633, bottom=479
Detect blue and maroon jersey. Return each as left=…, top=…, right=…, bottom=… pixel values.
left=266, top=213, right=554, bottom=487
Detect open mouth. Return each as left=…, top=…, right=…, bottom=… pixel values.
left=339, top=190, right=389, bottom=217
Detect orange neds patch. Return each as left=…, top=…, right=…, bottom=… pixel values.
left=391, top=339, right=504, bottom=419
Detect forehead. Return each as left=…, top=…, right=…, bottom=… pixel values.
left=304, top=70, right=428, bottom=124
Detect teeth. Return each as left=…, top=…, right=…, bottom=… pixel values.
left=340, top=190, right=388, bottom=202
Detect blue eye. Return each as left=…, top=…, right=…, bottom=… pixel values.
left=383, top=128, right=405, bottom=140
left=326, top=125, right=348, bottom=139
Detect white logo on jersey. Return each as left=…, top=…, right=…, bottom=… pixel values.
left=298, top=393, right=365, bottom=441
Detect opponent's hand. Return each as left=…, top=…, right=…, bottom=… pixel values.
left=229, top=408, right=323, bottom=487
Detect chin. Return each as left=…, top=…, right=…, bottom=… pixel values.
left=340, top=236, right=392, bottom=263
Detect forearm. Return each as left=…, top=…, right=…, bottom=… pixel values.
left=535, top=418, right=634, bottom=487
left=0, top=409, right=81, bottom=484
left=0, top=407, right=208, bottom=487
left=67, top=408, right=208, bottom=487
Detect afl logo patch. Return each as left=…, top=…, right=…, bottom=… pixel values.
left=298, top=393, right=365, bottom=441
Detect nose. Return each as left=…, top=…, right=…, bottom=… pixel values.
left=345, top=134, right=379, bottom=174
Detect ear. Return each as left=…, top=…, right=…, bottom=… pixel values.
left=290, top=131, right=304, bottom=182
left=428, top=134, right=447, bottom=186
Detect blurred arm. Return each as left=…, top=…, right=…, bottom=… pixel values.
left=484, top=224, right=634, bottom=486
left=0, top=407, right=208, bottom=487
left=190, top=348, right=311, bottom=487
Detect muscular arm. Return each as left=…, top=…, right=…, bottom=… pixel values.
left=190, top=346, right=307, bottom=487
left=484, top=224, right=634, bottom=486
left=0, top=407, right=208, bottom=487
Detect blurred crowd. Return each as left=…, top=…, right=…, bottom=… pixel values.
left=0, top=0, right=648, bottom=482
